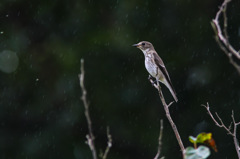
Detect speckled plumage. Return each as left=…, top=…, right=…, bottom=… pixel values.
left=133, top=41, right=178, bottom=102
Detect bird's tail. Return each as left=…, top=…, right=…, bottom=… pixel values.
left=161, top=79, right=178, bottom=102
left=169, top=85, right=178, bottom=102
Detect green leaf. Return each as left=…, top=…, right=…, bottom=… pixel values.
left=184, top=146, right=210, bottom=159
left=196, top=133, right=212, bottom=144
left=189, top=136, right=197, bottom=144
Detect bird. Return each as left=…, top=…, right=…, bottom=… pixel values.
left=132, top=41, right=178, bottom=102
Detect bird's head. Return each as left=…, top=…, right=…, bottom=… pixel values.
left=132, top=41, right=154, bottom=51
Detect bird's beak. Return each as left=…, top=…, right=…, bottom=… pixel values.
left=132, top=43, right=140, bottom=48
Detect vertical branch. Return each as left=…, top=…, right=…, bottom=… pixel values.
left=154, top=119, right=164, bottom=159
left=149, top=78, right=185, bottom=156
left=78, top=59, right=98, bottom=159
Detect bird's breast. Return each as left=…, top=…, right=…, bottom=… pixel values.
left=145, top=56, right=158, bottom=78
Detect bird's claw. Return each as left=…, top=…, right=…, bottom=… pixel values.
left=148, top=75, right=159, bottom=87
left=148, top=75, right=153, bottom=80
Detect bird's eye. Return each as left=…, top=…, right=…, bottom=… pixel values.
left=142, top=43, right=145, bottom=46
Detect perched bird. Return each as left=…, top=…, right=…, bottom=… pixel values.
left=133, top=41, right=178, bottom=102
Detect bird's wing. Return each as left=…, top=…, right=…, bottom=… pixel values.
left=152, top=51, right=176, bottom=94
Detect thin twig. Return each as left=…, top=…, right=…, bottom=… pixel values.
left=202, top=103, right=233, bottom=135
left=231, top=111, right=240, bottom=158
left=79, top=59, right=98, bottom=159
left=154, top=119, right=164, bottom=159
left=211, top=0, right=240, bottom=74
left=102, top=127, right=112, bottom=159
left=222, top=2, right=229, bottom=44
left=202, top=103, right=240, bottom=158
left=149, top=78, right=185, bottom=155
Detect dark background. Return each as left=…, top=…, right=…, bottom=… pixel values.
left=0, top=0, right=240, bottom=158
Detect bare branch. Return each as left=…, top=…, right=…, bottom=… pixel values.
left=202, top=103, right=233, bottom=136
left=231, top=111, right=240, bottom=158
left=79, top=59, right=98, bottom=159
left=222, top=2, right=229, bottom=43
left=154, top=119, right=164, bottom=159
left=211, top=0, right=240, bottom=74
left=102, top=127, right=112, bottom=159
left=202, top=103, right=240, bottom=158
left=149, top=78, right=185, bottom=155
left=201, top=103, right=221, bottom=127
left=215, top=112, right=233, bottom=136
left=167, top=101, right=174, bottom=108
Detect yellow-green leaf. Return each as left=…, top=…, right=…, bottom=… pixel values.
left=189, top=136, right=197, bottom=144
left=196, top=133, right=212, bottom=143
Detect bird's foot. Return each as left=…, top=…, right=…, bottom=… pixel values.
left=148, top=75, right=153, bottom=80
left=148, top=75, right=158, bottom=87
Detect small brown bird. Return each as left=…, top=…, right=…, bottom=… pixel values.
left=133, top=41, right=178, bottom=102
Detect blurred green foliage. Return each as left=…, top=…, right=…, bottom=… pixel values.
left=0, top=0, right=240, bottom=158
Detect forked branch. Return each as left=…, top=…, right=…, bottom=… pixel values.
left=202, top=103, right=240, bottom=158
left=79, top=59, right=98, bottom=159
left=211, top=0, right=240, bottom=74
left=79, top=59, right=112, bottom=159
left=101, top=127, right=112, bottom=159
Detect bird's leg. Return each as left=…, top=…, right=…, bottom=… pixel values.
left=155, top=79, right=162, bottom=93
left=148, top=75, right=153, bottom=80
left=154, top=78, right=159, bottom=86
left=148, top=75, right=160, bottom=90
left=148, top=75, right=156, bottom=86
left=148, top=75, right=159, bottom=85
